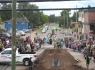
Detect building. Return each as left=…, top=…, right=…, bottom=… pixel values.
left=4, top=18, right=29, bottom=30
left=0, top=22, right=5, bottom=29
left=78, top=11, right=84, bottom=33
left=78, top=9, right=95, bottom=34
left=84, top=9, right=95, bottom=34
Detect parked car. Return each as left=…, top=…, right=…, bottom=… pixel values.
left=0, top=48, right=37, bottom=66
left=16, top=32, right=20, bottom=38
left=44, top=26, right=48, bottom=30
left=0, top=33, right=7, bottom=38
left=42, top=29, right=46, bottom=33
left=60, top=30, right=65, bottom=34
left=2, top=32, right=11, bottom=38
left=18, top=31, right=26, bottom=36
left=23, top=29, right=30, bottom=33
left=8, top=32, right=21, bottom=38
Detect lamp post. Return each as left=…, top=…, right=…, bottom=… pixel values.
left=12, top=0, right=16, bottom=70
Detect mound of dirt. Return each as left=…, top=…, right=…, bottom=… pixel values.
left=34, top=49, right=93, bottom=70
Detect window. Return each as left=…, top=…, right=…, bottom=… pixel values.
left=2, top=50, right=11, bottom=54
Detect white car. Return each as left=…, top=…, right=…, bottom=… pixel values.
left=18, top=31, right=26, bottom=36
left=44, top=26, right=48, bottom=31
left=2, top=32, right=11, bottom=38
left=42, top=29, right=46, bottom=33
left=0, top=48, right=37, bottom=66
left=16, top=32, right=21, bottom=38
left=23, top=29, right=30, bottom=33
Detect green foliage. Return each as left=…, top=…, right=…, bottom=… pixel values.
left=48, top=14, right=56, bottom=23
left=0, top=3, right=48, bottom=28
left=38, top=25, right=43, bottom=29
left=88, top=5, right=91, bottom=8
left=0, top=3, right=12, bottom=21
left=0, top=27, right=2, bottom=33
left=58, top=10, right=71, bottom=28
left=71, top=12, right=77, bottom=22
left=40, top=12, right=48, bottom=25
left=0, top=15, right=2, bottom=23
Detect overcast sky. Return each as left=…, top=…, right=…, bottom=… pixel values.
left=30, top=0, right=95, bottom=16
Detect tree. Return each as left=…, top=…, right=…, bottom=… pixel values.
left=88, top=5, right=91, bottom=8
left=17, top=3, right=43, bottom=28
left=48, top=14, right=56, bottom=23
left=60, top=10, right=71, bottom=28
left=40, top=12, right=48, bottom=25
left=71, top=12, right=76, bottom=22
left=0, top=15, right=2, bottom=23
left=0, top=3, right=12, bottom=21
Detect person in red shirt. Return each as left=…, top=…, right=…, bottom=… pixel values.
left=22, top=38, right=24, bottom=45
left=29, top=39, right=32, bottom=43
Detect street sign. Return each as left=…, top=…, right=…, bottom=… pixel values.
left=0, top=0, right=82, bottom=3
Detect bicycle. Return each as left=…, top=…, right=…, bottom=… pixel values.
left=47, top=33, right=56, bottom=40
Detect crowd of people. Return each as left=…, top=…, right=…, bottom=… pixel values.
left=63, top=34, right=95, bottom=64
left=0, top=36, right=12, bottom=51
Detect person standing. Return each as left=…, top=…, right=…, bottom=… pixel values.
left=29, top=57, right=33, bottom=70
left=57, top=38, right=61, bottom=49
left=86, top=55, right=90, bottom=70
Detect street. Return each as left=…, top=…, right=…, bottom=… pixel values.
left=0, top=25, right=95, bottom=70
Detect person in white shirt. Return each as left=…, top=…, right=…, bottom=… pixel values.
left=35, top=41, right=39, bottom=50
left=6, top=39, right=9, bottom=44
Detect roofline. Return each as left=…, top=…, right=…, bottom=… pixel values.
left=4, top=18, right=29, bottom=23
left=84, top=9, right=95, bottom=13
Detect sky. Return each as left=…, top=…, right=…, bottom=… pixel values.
left=30, top=0, right=95, bottom=16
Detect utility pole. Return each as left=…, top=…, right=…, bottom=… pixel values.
left=67, top=11, right=68, bottom=28
left=12, top=0, right=16, bottom=70
left=30, top=23, right=33, bottom=38
left=62, top=13, right=64, bottom=27
left=64, top=13, right=65, bottom=28
left=76, top=5, right=77, bottom=22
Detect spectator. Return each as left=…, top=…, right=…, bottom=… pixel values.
left=35, top=41, right=39, bottom=50
left=57, top=38, right=61, bottom=49
left=86, top=55, right=90, bottom=70
left=49, top=38, right=52, bottom=44
left=29, top=57, right=33, bottom=70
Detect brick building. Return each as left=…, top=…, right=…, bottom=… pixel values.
left=78, top=9, right=95, bottom=34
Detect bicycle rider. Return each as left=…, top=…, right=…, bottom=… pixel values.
left=50, top=29, right=55, bottom=38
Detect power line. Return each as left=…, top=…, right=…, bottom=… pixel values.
left=0, top=7, right=95, bottom=11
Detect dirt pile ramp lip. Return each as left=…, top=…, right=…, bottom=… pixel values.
left=34, top=49, right=94, bottom=70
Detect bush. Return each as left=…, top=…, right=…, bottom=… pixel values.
left=38, top=25, right=43, bottom=29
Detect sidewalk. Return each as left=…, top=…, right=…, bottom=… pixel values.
left=68, top=49, right=95, bottom=69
